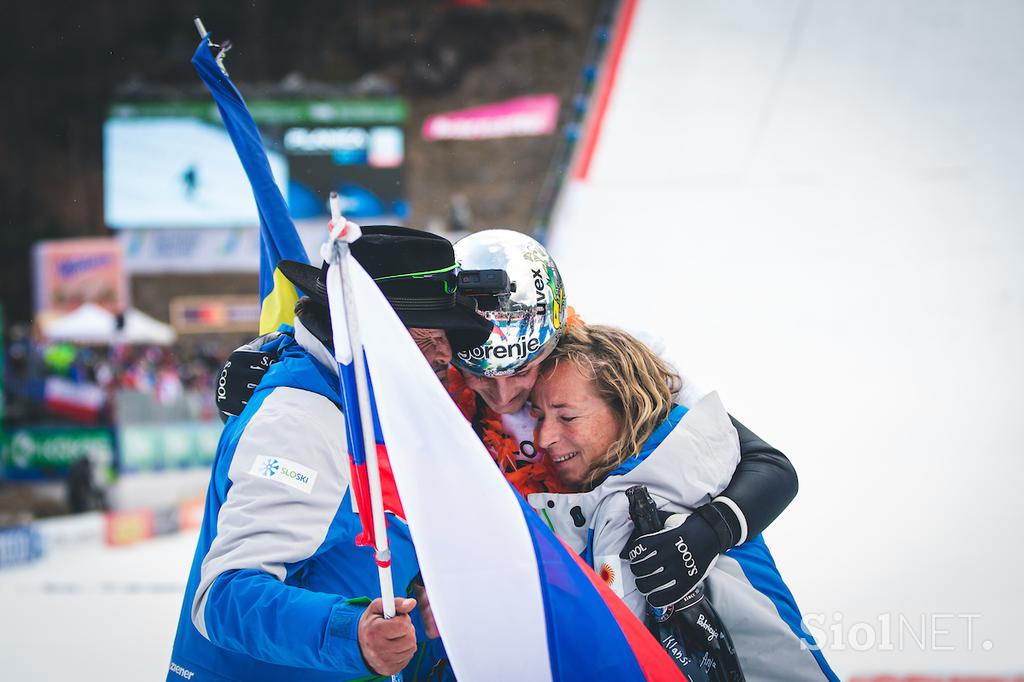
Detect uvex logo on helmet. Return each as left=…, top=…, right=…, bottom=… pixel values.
left=532, top=268, right=548, bottom=318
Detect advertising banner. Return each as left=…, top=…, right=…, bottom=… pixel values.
left=0, top=427, right=115, bottom=480
left=117, top=422, right=221, bottom=473
left=105, top=509, right=155, bottom=546
left=34, top=512, right=106, bottom=554
left=169, top=296, right=260, bottom=334
left=32, top=238, right=128, bottom=314
left=178, top=497, right=205, bottom=531
left=422, top=94, right=560, bottom=141
left=118, top=221, right=326, bottom=274
left=0, top=526, right=44, bottom=570
left=151, top=504, right=182, bottom=537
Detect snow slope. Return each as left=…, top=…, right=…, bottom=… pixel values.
left=0, top=530, right=198, bottom=681
left=548, top=0, right=1024, bottom=675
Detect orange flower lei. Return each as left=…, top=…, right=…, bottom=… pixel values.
left=446, top=367, right=563, bottom=497
left=564, top=306, right=585, bottom=330
left=446, top=306, right=585, bottom=497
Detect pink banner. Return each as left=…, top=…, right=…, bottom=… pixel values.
left=422, top=94, right=560, bottom=141
left=33, top=237, right=128, bottom=314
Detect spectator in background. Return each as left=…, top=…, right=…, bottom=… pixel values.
left=3, top=332, right=234, bottom=427
left=156, top=354, right=184, bottom=406
left=66, top=454, right=107, bottom=514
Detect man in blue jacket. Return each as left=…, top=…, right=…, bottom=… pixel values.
left=167, top=227, right=492, bottom=682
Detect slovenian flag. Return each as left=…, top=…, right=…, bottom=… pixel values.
left=325, top=246, right=407, bottom=547
left=325, top=242, right=686, bottom=680
left=191, top=36, right=309, bottom=334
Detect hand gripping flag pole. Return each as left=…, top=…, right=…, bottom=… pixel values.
left=322, top=195, right=401, bottom=681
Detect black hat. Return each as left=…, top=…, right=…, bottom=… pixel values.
left=277, top=226, right=493, bottom=352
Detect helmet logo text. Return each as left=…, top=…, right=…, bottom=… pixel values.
left=532, top=268, right=548, bottom=318
left=458, top=337, right=541, bottom=363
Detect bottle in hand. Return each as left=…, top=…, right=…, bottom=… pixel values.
left=625, top=485, right=745, bottom=682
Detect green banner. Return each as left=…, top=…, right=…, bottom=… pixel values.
left=109, top=99, right=408, bottom=125
left=118, top=422, right=223, bottom=472
left=1, top=427, right=115, bottom=477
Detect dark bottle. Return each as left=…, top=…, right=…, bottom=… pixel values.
left=625, top=485, right=745, bottom=682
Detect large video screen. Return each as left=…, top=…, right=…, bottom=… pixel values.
left=104, top=100, right=407, bottom=229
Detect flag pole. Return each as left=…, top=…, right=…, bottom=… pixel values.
left=192, top=16, right=208, bottom=40
left=322, top=194, right=399, bottom=626
left=193, top=16, right=231, bottom=76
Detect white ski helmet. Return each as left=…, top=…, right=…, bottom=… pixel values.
left=453, top=229, right=567, bottom=377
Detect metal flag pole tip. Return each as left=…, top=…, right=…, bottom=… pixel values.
left=327, top=193, right=362, bottom=243
left=193, top=16, right=229, bottom=76
left=329, top=192, right=343, bottom=238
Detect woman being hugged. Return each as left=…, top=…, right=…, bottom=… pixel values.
left=529, top=324, right=836, bottom=682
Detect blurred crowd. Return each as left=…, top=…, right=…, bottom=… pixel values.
left=3, top=324, right=232, bottom=426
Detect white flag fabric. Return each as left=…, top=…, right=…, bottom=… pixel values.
left=331, top=251, right=684, bottom=681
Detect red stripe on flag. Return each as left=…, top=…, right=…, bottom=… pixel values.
left=349, top=461, right=376, bottom=547
left=349, top=444, right=406, bottom=548
left=559, top=536, right=688, bottom=681
left=375, top=443, right=406, bottom=520
left=44, top=399, right=102, bottom=424
left=574, top=0, right=639, bottom=181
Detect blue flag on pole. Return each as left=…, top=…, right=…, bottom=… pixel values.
left=191, top=37, right=309, bottom=334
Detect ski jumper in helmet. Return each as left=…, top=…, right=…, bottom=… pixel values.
left=452, top=229, right=568, bottom=377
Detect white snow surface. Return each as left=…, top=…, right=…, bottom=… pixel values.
left=0, top=530, right=198, bottom=681
left=548, top=0, right=1024, bottom=676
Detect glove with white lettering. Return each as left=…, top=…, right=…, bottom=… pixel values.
left=215, top=332, right=282, bottom=423
left=620, top=501, right=739, bottom=611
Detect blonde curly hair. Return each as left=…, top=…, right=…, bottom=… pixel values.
left=539, top=324, right=681, bottom=491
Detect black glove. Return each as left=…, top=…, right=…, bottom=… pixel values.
left=215, top=334, right=282, bottom=422
left=620, top=501, right=738, bottom=610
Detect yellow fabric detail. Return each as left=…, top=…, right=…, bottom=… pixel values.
left=259, top=267, right=300, bottom=335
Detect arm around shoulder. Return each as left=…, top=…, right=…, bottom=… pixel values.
left=713, top=416, right=799, bottom=547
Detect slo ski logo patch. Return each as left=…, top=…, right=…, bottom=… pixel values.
left=250, top=455, right=317, bottom=494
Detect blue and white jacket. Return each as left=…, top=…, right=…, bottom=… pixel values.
left=530, top=393, right=838, bottom=681
left=167, top=322, right=442, bottom=682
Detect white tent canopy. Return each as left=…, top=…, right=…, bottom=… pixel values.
left=41, top=303, right=177, bottom=345
left=122, top=308, right=177, bottom=345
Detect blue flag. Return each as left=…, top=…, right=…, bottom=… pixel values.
left=191, top=37, right=309, bottom=334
